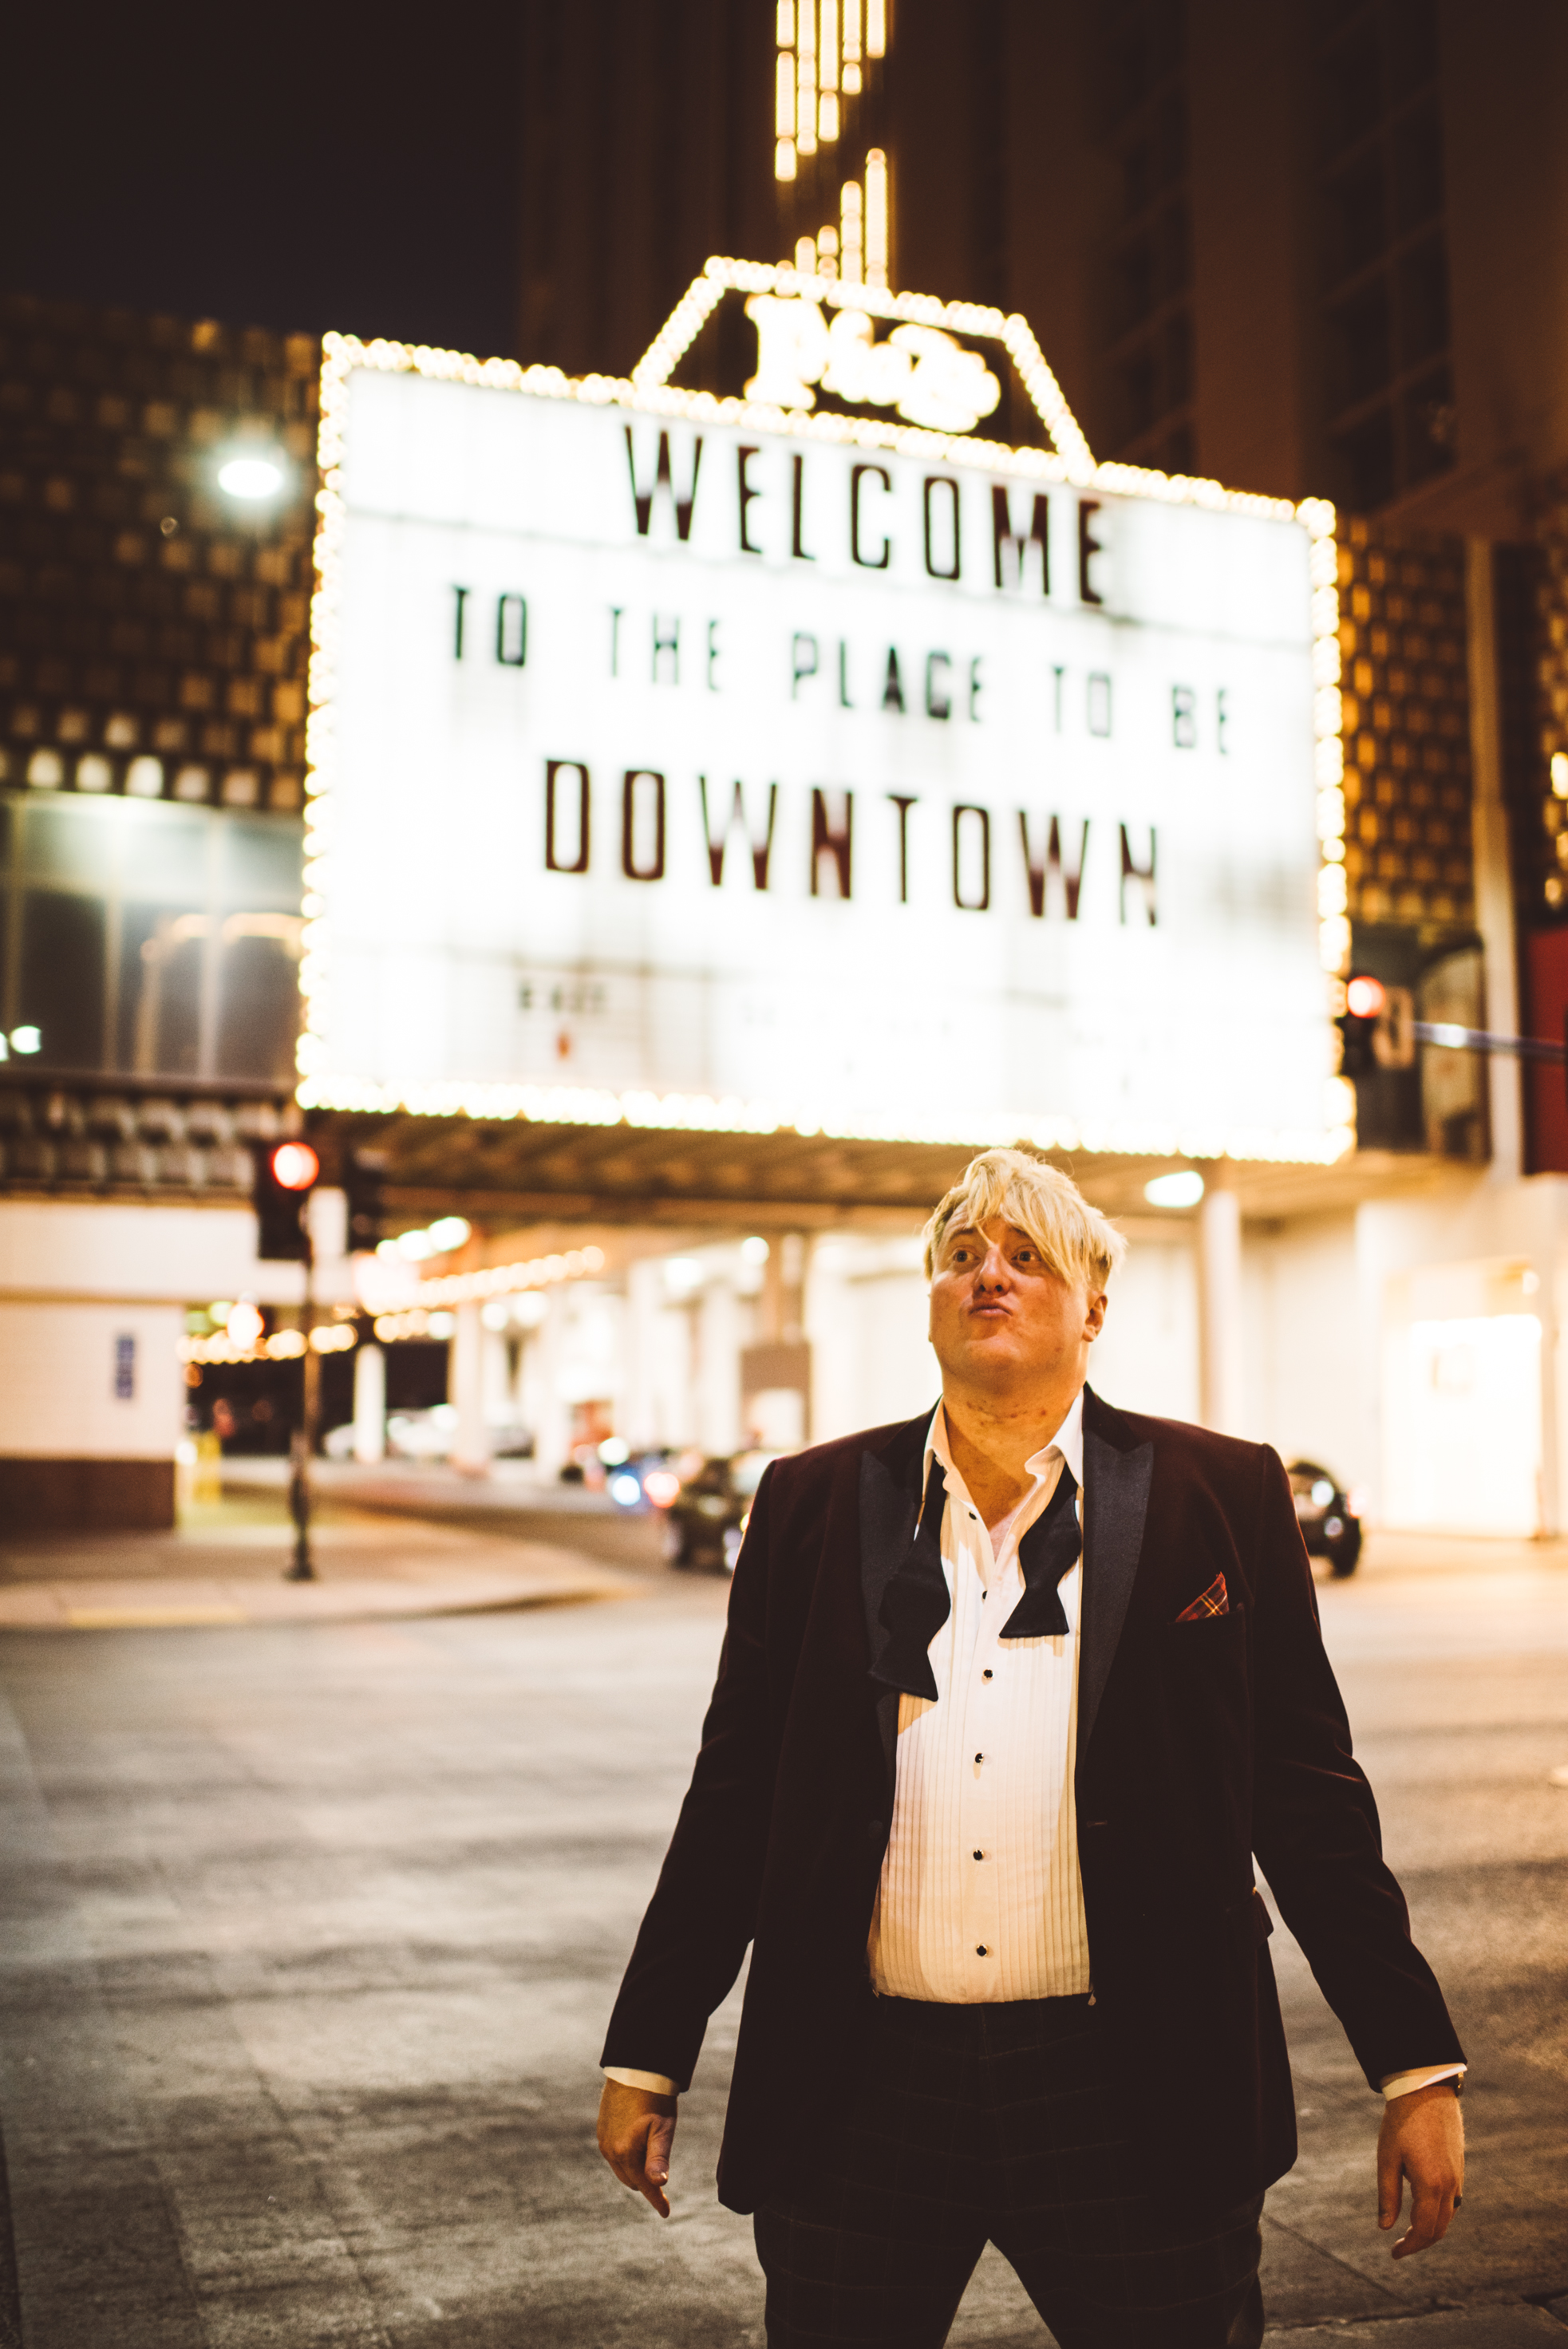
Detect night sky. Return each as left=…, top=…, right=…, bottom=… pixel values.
left=3, top=2, right=523, bottom=357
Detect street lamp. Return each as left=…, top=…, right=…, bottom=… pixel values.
left=1144, top=1170, right=1206, bottom=1210
left=217, top=453, right=287, bottom=500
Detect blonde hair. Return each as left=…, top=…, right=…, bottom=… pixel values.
left=922, top=1143, right=1127, bottom=1291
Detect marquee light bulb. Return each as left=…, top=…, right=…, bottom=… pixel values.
left=1345, top=976, right=1385, bottom=1019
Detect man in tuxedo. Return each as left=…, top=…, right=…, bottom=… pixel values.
left=598, top=1147, right=1464, bottom=2347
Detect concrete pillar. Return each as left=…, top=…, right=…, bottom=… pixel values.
left=1465, top=540, right=1523, bottom=1180
left=1197, top=1167, right=1244, bottom=1435
left=528, top=1286, right=574, bottom=1478
left=352, top=1342, right=385, bottom=1464
left=1533, top=1256, right=1560, bottom=1538
left=623, top=1258, right=665, bottom=1451
left=448, top=1300, right=489, bottom=1476
left=696, top=1277, right=743, bottom=1455
left=482, top=1319, right=513, bottom=1435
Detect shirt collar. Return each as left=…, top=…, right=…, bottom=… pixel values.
left=926, top=1384, right=1085, bottom=1494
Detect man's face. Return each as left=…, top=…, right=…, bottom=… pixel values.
left=928, top=1215, right=1106, bottom=1393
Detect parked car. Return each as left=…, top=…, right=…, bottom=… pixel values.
left=604, top=1450, right=679, bottom=1510
left=664, top=1450, right=778, bottom=1572
left=385, top=1404, right=458, bottom=1460
left=1287, top=1459, right=1363, bottom=1577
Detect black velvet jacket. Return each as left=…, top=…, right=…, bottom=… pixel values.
left=601, top=1390, right=1463, bottom=2215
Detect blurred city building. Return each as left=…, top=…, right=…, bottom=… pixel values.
left=6, top=0, right=1568, bottom=1546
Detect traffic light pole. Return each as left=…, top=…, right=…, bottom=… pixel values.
left=286, top=1234, right=318, bottom=1583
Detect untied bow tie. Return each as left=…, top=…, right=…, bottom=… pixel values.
left=871, top=1452, right=1082, bottom=1703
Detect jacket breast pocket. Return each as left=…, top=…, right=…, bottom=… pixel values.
left=1166, top=1601, right=1246, bottom=1647
left=1156, top=1603, right=1251, bottom=1822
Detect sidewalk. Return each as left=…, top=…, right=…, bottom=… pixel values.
left=0, top=1481, right=648, bottom=1629
left=1265, top=2304, right=1567, bottom=2345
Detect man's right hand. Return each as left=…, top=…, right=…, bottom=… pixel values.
left=597, top=2080, right=678, bottom=2218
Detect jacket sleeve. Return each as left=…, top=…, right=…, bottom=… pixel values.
left=598, top=1463, right=780, bottom=2091
left=1248, top=1447, right=1464, bottom=2090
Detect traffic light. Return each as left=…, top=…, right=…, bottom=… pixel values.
left=251, top=1138, right=321, bottom=1260
left=1337, top=975, right=1416, bottom=1076
left=1337, top=975, right=1384, bottom=1077
left=344, top=1146, right=389, bottom=1254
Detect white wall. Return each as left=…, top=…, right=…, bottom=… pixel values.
left=1091, top=1231, right=1199, bottom=1423
left=0, top=1299, right=184, bottom=1459
left=0, top=1198, right=308, bottom=1304
left=1240, top=1210, right=1364, bottom=1482
left=808, top=1235, right=939, bottom=1442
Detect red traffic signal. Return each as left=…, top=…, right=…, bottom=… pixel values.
left=1345, top=975, right=1386, bottom=1020
left=270, top=1141, right=320, bottom=1192
left=252, top=1137, right=321, bottom=1261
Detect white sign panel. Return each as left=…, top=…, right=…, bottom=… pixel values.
left=307, top=352, right=1334, bottom=1156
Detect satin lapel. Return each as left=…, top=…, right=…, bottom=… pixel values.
left=859, top=1411, right=930, bottom=1798
left=1078, top=1403, right=1154, bottom=1765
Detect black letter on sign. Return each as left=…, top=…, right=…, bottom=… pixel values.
left=1171, top=685, right=1197, bottom=748
left=699, top=778, right=778, bottom=890
left=1078, top=499, right=1104, bottom=605
left=792, top=634, right=819, bottom=697
left=811, top=789, right=853, bottom=898
left=925, top=652, right=952, bottom=720
left=851, top=464, right=891, bottom=569
left=792, top=454, right=815, bottom=560
left=1019, top=813, right=1087, bottom=920
left=922, top=476, right=961, bottom=581
left=737, top=446, right=763, bottom=554
left=496, top=594, right=527, bottom=666
left=622, top=769, right=666, bottom=881
left=1087, top=673, right=1112, bottom=736
left=452, top=585, right=470, bottom=657
left=952, top=804, right=991, bottom=911
left=1120, top=825, right=1157, bottom=925
left=882, top=649, right=906, bottom=712
left=545, top=760, right=590, bottom=874
left=625, top=427, right=703, bottom=539
left=887, top=795, right=918, bottom=904
left=992, top=488, right=1049, bottom=591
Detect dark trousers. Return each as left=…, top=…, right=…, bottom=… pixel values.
left=754, top=1993, right=1264, bottom=2349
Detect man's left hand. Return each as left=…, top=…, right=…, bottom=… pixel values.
left=1377, top=2081, right=1464, bottom=2259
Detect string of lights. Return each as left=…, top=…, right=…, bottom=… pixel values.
left=178, top=1323, right=357, bottom=1367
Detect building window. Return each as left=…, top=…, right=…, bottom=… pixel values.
left=1092, top=0, right=1195, bottom=475
left=1317, top=0, right=1453, bottom=511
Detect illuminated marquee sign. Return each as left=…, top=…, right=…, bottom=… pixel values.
left=302, top=264, right=1346, bottom=1163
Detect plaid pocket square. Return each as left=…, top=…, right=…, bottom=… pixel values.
left=1175, top=1573, right=1229, bottom=1621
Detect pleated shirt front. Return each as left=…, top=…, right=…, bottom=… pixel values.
left=867, top=1391, right=1091, bottom=2004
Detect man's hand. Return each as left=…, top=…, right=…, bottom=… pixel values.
left=1377, top=2082, right=1464, bottom=2258
left=598, top=2080, right=678, bottom=2218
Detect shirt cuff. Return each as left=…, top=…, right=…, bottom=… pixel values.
left=602, top=2065, right=679, bottom=2096
left=1380, top=2063, right=1465, bottom=2102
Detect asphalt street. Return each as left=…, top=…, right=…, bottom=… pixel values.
left=0, top=1519, right=1562, bottom=2347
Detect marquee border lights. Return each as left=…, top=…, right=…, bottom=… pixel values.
left=299, top=305, right=1353, bottom=1173
left=1302, top=499, right=1350, bottom=981
left=632, top=258, right=1098, bottom=484
left=365, top=1243, right=607, bottom=1315
left=179, top=1323, right=358, bottom=1368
